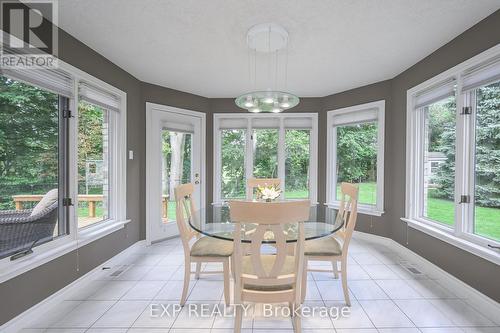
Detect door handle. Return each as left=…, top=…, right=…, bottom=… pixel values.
left=195, top=180, right=200, bottom=185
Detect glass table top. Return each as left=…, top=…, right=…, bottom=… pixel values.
left=187, top=205, right=342, bottom=243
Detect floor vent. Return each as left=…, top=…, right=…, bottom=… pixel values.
left=109, top=265, right=129, bottom=277
left=405, top=266, right=423, bottom=275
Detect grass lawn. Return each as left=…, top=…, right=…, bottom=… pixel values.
left=426, top=196, right=500, bottom=241
left=132, top=183, right=499, bottom=241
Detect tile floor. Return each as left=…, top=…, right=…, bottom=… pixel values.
left=20, top=235, right=499, bottom=333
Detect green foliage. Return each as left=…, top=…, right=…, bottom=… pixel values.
left=285, top=130, right=310, bottom=193
left=336, top=123, right=377, bottom=183
left=221, top=129, right=245, bottom=198
left=473, top=83, right=500, bottom=207
left=427, top=97, right=456, bottom=201
left=253, top=129, right=278, bottom=178
left=78, top=102, right=105, bottom=195
left=432, top=83, right=500, bottom=208
left=0, top=76, right=59, bottom=209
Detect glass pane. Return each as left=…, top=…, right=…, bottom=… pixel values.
left=285, top=129, right=310, bottom=199
left=473, top=81, right=500, bottom=241
left=253, top=129, right=278, bottom=178
left=221, top=129, right=246, bottom=199
left=336, top=122, right=377, bottom=205
left=422, top=96, right=456, bottom=226
left=162, top=130, right=192, bottom=223
left=0, top=76, right=63, bottom=259
left=77, top=101, right=110, bottom=228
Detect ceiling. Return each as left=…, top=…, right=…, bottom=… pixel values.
left=58, top=0, right=500, bottom=98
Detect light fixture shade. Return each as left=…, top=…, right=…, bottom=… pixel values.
left=235, top=91, right=299, bottom=112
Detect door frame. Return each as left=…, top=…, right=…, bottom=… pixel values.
left=145, top=102, right=206, bottom=245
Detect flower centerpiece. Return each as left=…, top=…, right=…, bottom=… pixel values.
left=256, top=184, right=282, bottom=202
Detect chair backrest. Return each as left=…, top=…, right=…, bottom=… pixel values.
left=247, top=178, right=281, bottom=199
left=336, top=182, right=359, bottom=254
left=174, top=183, right=197, bottom=253
left=229, top=200, right=309, bottom=291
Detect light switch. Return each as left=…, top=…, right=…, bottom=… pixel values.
left=128, top=150, right=134, bottom=160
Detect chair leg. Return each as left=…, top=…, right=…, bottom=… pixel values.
left=301, top=259, right=308, bottom=303
left=181, top=256, right=191, bottom=306
left=230, top=254, right=235, bottom=279
left=332, top=260, right=339, bottom=279
left=341, top=258, right=350, bottom=306
left=195, top=262, right=201, bottom=279
left=292, top=302, right=301, bottom=333
left=223, top=259, right=230, bottom=306
left=234, top=303, right=243, bottom=333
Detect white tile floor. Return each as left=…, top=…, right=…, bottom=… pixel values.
left=20, top=235, right=499, bottom=333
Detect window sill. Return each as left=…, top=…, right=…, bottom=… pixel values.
left=212, top=201, right=319, bottom=206
left=0, top=219, right=131, bottom=284
left=401, top=217, right=500, bottom=266
left=326, top=202, right=384, bottom=217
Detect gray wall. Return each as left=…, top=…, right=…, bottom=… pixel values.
left=2, top=7, right=500, bottom=327
left=0, top=27, right=144, bottom=325
left=388, top=9, right=500, bottom=302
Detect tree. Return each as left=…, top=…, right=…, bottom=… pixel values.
left=336, top=123, right=377, bottom=183
left=433, top=82, right=500, bottom=208
left=0, top=76, right=59, bottom=209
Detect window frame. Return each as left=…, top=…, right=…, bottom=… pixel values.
left=0, top=57, right=129, bottom=282
left=405, top=44, right=500, bottom=265
left=326, top=100, right=385, bottom=216
left=213, top=113, right=318, bottom=205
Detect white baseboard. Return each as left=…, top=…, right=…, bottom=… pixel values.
left=1, top=240, right=145, bottom=333
left=353, top=231, right=500, bottom=325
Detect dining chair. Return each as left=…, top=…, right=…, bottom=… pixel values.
left=230, top=200, right=310, bottom=333
left=247, top=178, right=281, bottom=198
left=301, top=182, right=358, bottom=306
left=174, top=183, right=232, bottom=306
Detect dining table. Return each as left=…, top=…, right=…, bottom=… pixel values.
left=187, top=204, right=343, bottom=243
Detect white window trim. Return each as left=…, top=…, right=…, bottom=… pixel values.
left=0, top=56, right=129, bottom=283
left=326, top=100, right=385, bottom=216
left=213, top=113, right=318, bottom=205
left=405, top=43, right=500, bottom=265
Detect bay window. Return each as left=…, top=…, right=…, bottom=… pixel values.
left=326, top=100, right=385, bottom=215
left=406, top=47, right=500, bottom=262
left=214, top=114, right=318, bottom=204
left=0, top=60, right=127, bottom=279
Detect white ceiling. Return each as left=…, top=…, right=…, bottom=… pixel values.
left=58, top=0, right=500, bottom=98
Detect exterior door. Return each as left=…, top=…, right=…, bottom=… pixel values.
left=146, top=103, right=204, bottom=244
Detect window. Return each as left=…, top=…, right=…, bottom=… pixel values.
left=214, top=114, right=317, bottom=204
left=77, top=101, right=110, bottom=228
left=161, top=129, right=192, bottom=222
left=422, top=96, right=456, bottom=226
left=472, top=81, right=500, bottom=242
left=0, top=75, right=68, bottom=259
left=220, top=129, right=246, bottom=199
left=327, top=100, right=385, bottom=215
left=406, top=48, right=500, bottom=262
left=285, top=129, right=310, bottom=199
left=77, top=81, right=124, bottom=230
left=0, top=58, right=127, bottom=278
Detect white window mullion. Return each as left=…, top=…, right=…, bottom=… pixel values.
left=69, top=85, right=79, bottom=240
left=278, top=118, right=286, bottom=198
left=310, top=115, right=318, bottom=204
left=454, top=84, right=467, bottom=237
left=213, top=121, right=221, bottom=204
left=245, top=118, right=253, bottom=200
left=463, top=90, right=477, bottom=235
left=326, top=100, right=385, bottom=215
